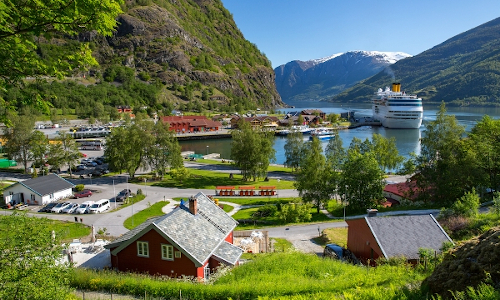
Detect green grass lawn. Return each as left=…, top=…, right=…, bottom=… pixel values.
left=233, top=206, right=335, bottom=230
left=112, top=194, right=146, bottom=211
left=71, top=251, right=432, bottom=300
left=218, top=197, right=298, bottom=206
left=123, top=201, right=169, bottom=230
left=152, top=168, right=294, bottom=189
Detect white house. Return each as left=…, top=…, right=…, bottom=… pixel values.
left=3, top=174, right=74, bottom=206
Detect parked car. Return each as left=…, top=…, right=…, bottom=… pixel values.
left=91, top=169, right=103, bottom=177
left=76, top=165, right=87, bottom=171
left=38, top=202, right=57, bottom=213
left=75, top=201, right=94, bottom=214
left=323, top=244, right=359, bottom=264
left=85, top=161, right=97, bottom=167
left=115, top=189, right=132, bottom=202
left=51, top=201, right=71, bottom=213
left=89, top=199, right=111, bottom=213
left=61, top=203, right=79, bottom=214
left=74, top=189, right=92, bottom=198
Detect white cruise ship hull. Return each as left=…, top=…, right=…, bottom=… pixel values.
left=371, top=83, right=423, bottom=129
left=373, top=106, right=423, bottom=129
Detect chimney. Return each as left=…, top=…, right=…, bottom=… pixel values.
left=189, top=196, right=197, bottom=215
left=367, top=209, right=378, bottom=217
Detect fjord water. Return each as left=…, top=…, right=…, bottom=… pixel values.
left=179, top=102, right=500, bottom=165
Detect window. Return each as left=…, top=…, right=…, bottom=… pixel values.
left=137, top=241, right=149, bottom=257
left=175, top=251, right=182, bottom=258
left=161, top=244, right=174, bottom=260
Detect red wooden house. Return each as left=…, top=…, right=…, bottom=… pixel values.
left=104, top=192, right=243, bottom=279
left=161, top=116, right=222, bottom=133
left=346, top=214, right=453, bottom=264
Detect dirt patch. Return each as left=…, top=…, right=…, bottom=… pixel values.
left=423, top=226, right=500, bottom=298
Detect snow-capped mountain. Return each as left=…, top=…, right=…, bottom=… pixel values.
left=274, top=51, right=411, bottom=102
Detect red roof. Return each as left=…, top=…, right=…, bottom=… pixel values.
left=384, top=181, right=419, bottom=200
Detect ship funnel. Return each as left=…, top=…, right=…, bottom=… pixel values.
left=392, top=83, right=401, bottom=92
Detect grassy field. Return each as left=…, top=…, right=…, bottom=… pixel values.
left=70, top=251, right=433, bottom=300
left=233, top=206, right=335, bottom=230
left=123, top=201, right=169, bottom=230
left=152, top=168, right=294, bottom=189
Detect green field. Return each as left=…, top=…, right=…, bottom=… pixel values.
left=123, top=201, right=169, bottom=230
left=70, top=252, right=434, bottom=299
left=153, top=168, right=294, bottom=189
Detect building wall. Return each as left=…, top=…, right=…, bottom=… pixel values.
left=346, top=218, right=383, bottom=264
left=111, top=229, right=199, bottom=277
left=3, top=185, right=72, bottom=205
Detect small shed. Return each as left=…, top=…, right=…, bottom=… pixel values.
left=346, top=214, right=453, bottom=264
left=3, top=174, right=74, bottom=206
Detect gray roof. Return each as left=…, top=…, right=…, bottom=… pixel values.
left=10, top=174, right=74, bottom=196
left=366, top=214, right=453, bottom=260
left=106, top=192, right=241, bottom=266
left=213, top=241, right=244, bottom=265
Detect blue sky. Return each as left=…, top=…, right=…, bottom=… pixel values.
left=221, top=0, right=500, bottom=68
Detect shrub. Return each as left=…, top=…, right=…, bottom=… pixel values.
left=136, top=189, right=143, bottom=195
left=278, top=203, right=312, bottom=223
left=74, top=184, right=85, bottom=192
left=252, top=204, right=277, bottom=218
left=451, top=188, right=480, bottom=217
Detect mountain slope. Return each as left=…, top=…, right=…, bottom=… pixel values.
left=28, top=0, right=284, bottom=115
left=332, top=17, right=500, bottom=105
left=274, top=51, right=410, bottom=102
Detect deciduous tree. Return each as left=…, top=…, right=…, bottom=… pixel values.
left=0, top=0, right=123, bottom=124
left=230, top=121, right=276, bottom=181
left=295, top=137, right=332, bottom=213
left=145, top=122, right=183, bottom=179
left=339, top=150, right=385, bottom=212
left=3, top=114, right=36, bottom=171
left=283, top=131, right=305, bottom=172
left=0, top=213, right=72, bottom=300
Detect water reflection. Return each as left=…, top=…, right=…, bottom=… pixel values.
left=180, top=102, right=500, bottom=164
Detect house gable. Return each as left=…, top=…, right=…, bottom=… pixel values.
left=105, top=192, right=242, bottom=277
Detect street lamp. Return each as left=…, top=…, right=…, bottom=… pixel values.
left=206, top=145, right=209, bottom=155
left=89, top=173, right=92, bottom=185
left=143, top=178, right=147, bottom=196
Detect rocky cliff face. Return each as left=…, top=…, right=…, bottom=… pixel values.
left=82, top=1, right=283, bottom=109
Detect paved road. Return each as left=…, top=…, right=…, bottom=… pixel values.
left=1, top=169, right=416, bottom=253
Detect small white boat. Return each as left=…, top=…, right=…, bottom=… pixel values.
left=309, top=128, right=335, bottom=140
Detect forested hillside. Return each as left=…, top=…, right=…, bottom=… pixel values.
left=332, top=17, right=500, bottom=106
left=2, top=0, right=283, bottom=119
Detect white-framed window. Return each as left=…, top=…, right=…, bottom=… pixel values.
left=175, top=251, right=182, bottom=258
left=137, top=241, right=149, bottom=257
left=161, top=244, right=174, bottom=260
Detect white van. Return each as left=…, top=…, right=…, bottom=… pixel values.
left=89, top=199, right=110, bottom=214
left=76, top=201, right=94, bottom=214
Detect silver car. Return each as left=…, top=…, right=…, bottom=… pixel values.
left=51, top=202, right=71, bottom=213
left=61, top=203, right=79, bottom=214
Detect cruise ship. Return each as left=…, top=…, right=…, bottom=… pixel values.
left=372, top=83, right=423, bottom=129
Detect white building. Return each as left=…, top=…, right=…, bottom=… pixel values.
left=3, top=174, right=74, bottom=206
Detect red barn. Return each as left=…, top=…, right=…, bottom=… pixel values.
left=346, top=214, right=453, bottom=264
left=104, top=193, right=242, bottom=279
